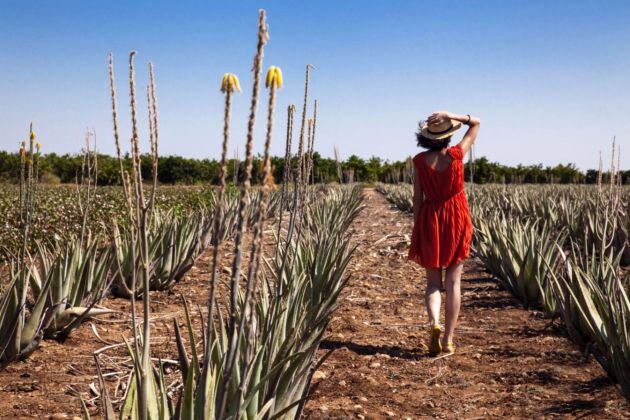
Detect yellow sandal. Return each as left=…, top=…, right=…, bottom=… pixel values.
left=442, top=341, right=456, bottom=354
left=428, top=325, right=442, bottom=356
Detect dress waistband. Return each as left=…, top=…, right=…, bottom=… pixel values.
left=424, top=190, right=464, bottom=204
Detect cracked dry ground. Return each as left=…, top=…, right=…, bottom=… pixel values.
left=302, top=188, right=630, bottom=419
left=0, top=188, right=628, bottom=418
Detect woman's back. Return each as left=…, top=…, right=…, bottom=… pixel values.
left=413, top=145, right=465, bottom=203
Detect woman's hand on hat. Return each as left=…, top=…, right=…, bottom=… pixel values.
left=427, top=111, right=451, bottom=125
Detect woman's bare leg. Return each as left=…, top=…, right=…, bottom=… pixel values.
left=443, top=262, right=463, bottom=344
left=425, top=268, right=443, bottom=326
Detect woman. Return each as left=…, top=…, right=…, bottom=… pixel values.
left=408, top=110, right=480, bottom=356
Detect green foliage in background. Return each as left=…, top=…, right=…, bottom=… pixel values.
left=0, top=151, right=627, bottom=186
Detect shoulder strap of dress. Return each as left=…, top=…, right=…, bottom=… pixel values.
left=448, top=145, right=463, bottom=161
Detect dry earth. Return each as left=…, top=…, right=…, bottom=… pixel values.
left=0, top=188, right=628, bottom=419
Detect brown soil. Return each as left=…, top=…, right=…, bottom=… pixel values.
left=0, top=188, right=628, bottom=419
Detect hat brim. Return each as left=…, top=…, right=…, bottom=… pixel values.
left=420, top=119, right=462, bottom=140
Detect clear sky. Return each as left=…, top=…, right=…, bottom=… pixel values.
left=1, top=0, right=628, bottom=170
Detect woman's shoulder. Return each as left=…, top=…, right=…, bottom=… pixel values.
left=412, top=152, right=426, bottom=165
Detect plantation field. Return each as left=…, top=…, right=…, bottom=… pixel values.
left=1, top=8, right=628, bottom=419
left=0, top=185, right=628, bottom=418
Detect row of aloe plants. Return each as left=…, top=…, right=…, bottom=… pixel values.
left=88, top=10, right=361, bottom=419
left=375, top=183, right=413, bottom=213
left=156, top=186, right=363, bottom=419
left=377, top=182, right=630, bottom=398
left=110, top=189, right=282, bottom=298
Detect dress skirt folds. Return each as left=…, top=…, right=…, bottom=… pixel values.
left=408, top=145, right=473, bottom=269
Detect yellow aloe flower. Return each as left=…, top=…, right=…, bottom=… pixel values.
left=30, top=129, right=36, bottom=140
left=220, top=73, right=241, bottom=93
left=265, top=66, right=283, bottom=89
left=36, top=142, right=41, bottom=152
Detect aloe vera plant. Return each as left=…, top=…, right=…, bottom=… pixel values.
left=205, top=191, right=239, bottom=244
left=0, top=127, right=53, bottom=365
left=110, top=192, right=279, bottom=299
left=376, top=183, right=414, bottom=213
left=248, top=189, right=281, bottom=223
left=166, top=185, right=362, bottom=419
left=0, top=263, right=53, bottom=365
left=474, top=214, right=566, bottom=315
left=28, top=236, right=113, bottom=339
left=548, top=241, right=630, bottom=394
left=111, top=209, right=207, bottom=297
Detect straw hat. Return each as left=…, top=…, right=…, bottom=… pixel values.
left=420, top=119, right=462, bottom=140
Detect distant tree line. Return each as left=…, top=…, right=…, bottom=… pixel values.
left=0, top=151, right=627, bottom=185
left=462, top=156, right=629, bottom=185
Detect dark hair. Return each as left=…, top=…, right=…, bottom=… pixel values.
left=416, top=132, right=452, bottom=151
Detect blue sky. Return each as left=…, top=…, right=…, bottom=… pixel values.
left=0, top=0, right=628, bottom=170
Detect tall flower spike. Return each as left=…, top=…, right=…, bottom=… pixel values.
left=221, top=73, right=241, bottom=93
left=265, top=66, right=283, bottom=89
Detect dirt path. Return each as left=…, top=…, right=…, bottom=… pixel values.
left=302, top=188, right=630, bottom=419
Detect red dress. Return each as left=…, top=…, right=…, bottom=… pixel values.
left=408, top=145, right=473, bottom=269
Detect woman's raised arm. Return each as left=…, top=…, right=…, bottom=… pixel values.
left=452, top=113, right=480, bottom=155
left=427, top=111, right=480, bottom=155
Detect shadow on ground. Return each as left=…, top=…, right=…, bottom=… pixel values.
left=320, top=339, right=425, bottom=361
